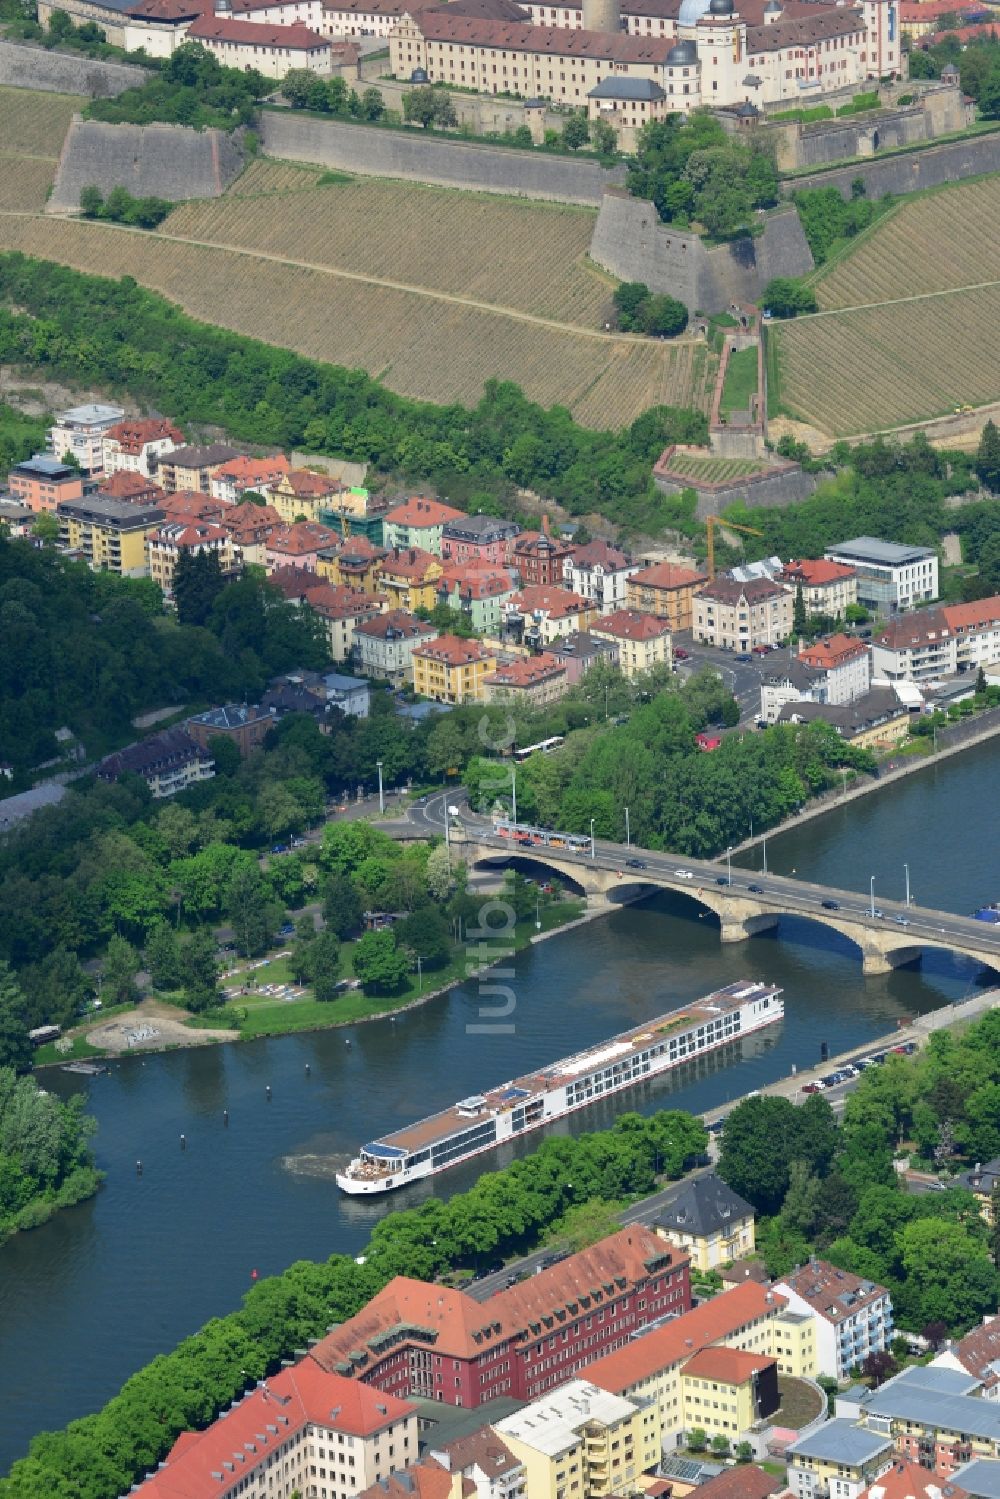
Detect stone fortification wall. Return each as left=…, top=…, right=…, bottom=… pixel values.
left=49, top=118, right=245, bottom=211
left=259, top=110, right=625, bottom=204
left=588, top=191, right=813, bottom=313
left=370, top=77, right=565, bottom=141
left=757, top=84, right=969, bottom=173
left=0, top=38, right=149, bottom=96
left=653, top=457, right=819, bottom=518
left=786, top=129, right=1000, bottom=199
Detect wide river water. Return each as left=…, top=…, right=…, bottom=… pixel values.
left=1, top=739, right=998, bottom=1472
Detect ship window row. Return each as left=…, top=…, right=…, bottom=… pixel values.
left=431, top=1120, right=497, bottom=1164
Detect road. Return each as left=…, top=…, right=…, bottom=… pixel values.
left=673, top=634, right=785, bottom=727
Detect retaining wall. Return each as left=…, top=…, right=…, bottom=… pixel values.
left=760, top=84, right=970, bottom=173
left=653, top=453, right=819, bottom=517
left=588, top=192, right=814, bottom=313
left=785, top=128, right=1000, bottom=199
left=259, top=109, right=625, bottom=204
left=49, top=117, right=245, bottom=210
left=0, top=38, right=149, bottom=96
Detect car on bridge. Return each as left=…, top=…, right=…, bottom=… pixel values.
left=626, top=858, right=647, bottom=869
left=748, top=883, right=764, bottom=894
left=822, top=899, right=840, bottom=910
left=675, top=868, right=695, bottom=880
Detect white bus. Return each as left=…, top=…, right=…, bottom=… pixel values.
left=512, top=735, right=564, bottom=763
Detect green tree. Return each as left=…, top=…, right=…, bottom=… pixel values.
left=322, top=872, right=363, bottom=938
left=638, top=294, right=688, bottom=338
left=358, top=86, right=384, bottom=121
left=351, top=929, right=409, bottom=994
left=687, top=1428, right=707, bottom=1453
left=306, top=928, right=340, bottom=1002
left=145, top=923, right=183, bottom=992
left=395, top=907, right=451, bottom=970
left=79, top=184, right=104, bottom=218
left=898, top=1217, right=999, bottom=1331
left=763, top=277, right=818, bottom=318
left=225, top=865, right=276, bottom=959
left=32, top=510, right=59, bottom=545
left=793, top=582, right=807, bottom=635
left=590, top=118, right=617, bottom=156
left=173, top=547, right=224, bottom=627
left=102, top=934, right=140, bottom=1007
left=181, top=928, right=219, bottom=1013
left=562, top=110, right=590, bottom=150
left=710, top=1435, right=730, bottom=1457
left=975, top=418, right=1000, bottom=492
left=0, top=965, right=31, bottom=1074
left=613, top=281, right=651, bottom=332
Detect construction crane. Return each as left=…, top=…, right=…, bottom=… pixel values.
left=705, top=515, right=763, bottom=582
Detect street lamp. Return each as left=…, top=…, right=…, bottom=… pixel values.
left=416, top=954, right=423, bottom=993
left=726, top=845, right=733, bottom=887
left=870, top=875, right=876, bottom=919
left=590, top=818, right=596, bottom=861
left=536, top=894, right=542, bottom=931
left=376, top=759, right=384, bottom=815
left=762, top=835, right=768, bottom=876
left=511, top=765, right=518, bottom=827
left=904, top=863, right=911, bottom=908
left=625, top=806, right=631, bottom=848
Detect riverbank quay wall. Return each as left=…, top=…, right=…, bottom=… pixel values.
left=0, top=39, right=150, bottom=95
left=588, top=193, right=814, bottom=313
left=49, top=117, right=246, bottom=210
left=259, top=110, right=625, bottom=204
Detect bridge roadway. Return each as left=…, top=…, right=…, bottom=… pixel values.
left=453, top=817, right=1000, bottom=977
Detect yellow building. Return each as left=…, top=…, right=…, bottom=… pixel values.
left=380, top=546, right=444, bottom=613
left=584, top=1281, right=817, bottom=1447
left=786, top=1419, right=894, bottom=1498
left=653, top=1173, right=756, bottom=1274
left=270, top=468, right=345, bottom=525
left=57, top=496, right=164, bottom=577
left=626, top=562, right=707, bottom=633
left=317, top=538, right=387, bottom=596
left=589, top=610, right=672, bottom=679
left=494, top=1380, right=660, bottom=1499
left=775, top=692, right=911, bottom=752
left=678, top=1347, right=779, bottom=1444
left=412, top=634, right=496, bottom=704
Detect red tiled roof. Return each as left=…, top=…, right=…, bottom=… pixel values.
left=568, top=539, right=631, bottom=570
left=355, top=609, right=437, bottom=642
left=136, top=1361, right=414, bottom=1498
left=313, top=1228, right=681, bottom=1374
left=357, top=1458, right=473, bottom=1499
left=440, top=562, right=513, bottom=599
left=776, top=1258, right=888, bottom=1326
left=221, top=503, right=282, bottom=541
left=917, top=18, right=997, bottom=41
left=98, top=471, right=166, bottom=503
left=695, top=1466, right=782, bottom=1499
left=152, top=521, right=228, bottom=548
left=899, top=0, right=981, bottom=19
left=213, top=454, right=291, bottom=486
left=491, top=652, right=565, bottom=687
left=105, top=417, right=183, bottom=453
left=160, top=491, right=226, bottom=523
left=507, top=585, right=589, bottom=618
left=385, top=495, right=465, bottom=528
left=411, top=9, right=674, bottom=59
left=782, top=558, right=856, bottom=587
left=875, top=607, right=950, bottom=650
left=944, top=1318, right=1000, bottom=1387
left=799, top=632, right=868, bottom=670
left=188, top=13, right=329, bottom=44
left=860, top=1457, right=967, bottom=1499
left=274, top=467, right=343, bottom=497
left=382, top=546, right=441, bottom=580
left=629, top=562, right=706, bottom=590
left=309, top=585, right=386, bottom=621
left=942, top=594, right=1000, bottom=632
left=267, top=521, right=339, bottom=555
left=591, top=609, right=671, bottom=642
left=413, top=633, right=493, bottom=667
left=682, top=1346, right=775, bottom=1384
left=583, top=1281, right=787, bottom=1394
left=696, top=576, right=789, bottom=605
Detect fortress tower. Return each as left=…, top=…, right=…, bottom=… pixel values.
left=582, top=0, right=621, bottom=33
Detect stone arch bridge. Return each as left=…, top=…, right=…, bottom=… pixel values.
left=455, top=829, right=1000, bottom=978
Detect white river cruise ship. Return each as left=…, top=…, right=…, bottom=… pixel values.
left=336, top=980, right=783, bottom=1195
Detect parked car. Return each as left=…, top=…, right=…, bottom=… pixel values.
left=735, top=653, right=753, bottom=663
left=674, top=647, right=689, bottom=660
left=278, top=923, right=295, bottom=938
left=271, top=844, right=288, bottom=855
left=752, top=644, right=771, bottom=655
left=802, top=1082, right=822, bottom=1094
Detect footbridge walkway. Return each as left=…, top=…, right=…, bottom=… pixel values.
left=454, top=824, right=1000, bottom=977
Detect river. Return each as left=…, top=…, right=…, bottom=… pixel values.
left=1, top=738, right=998, bottom=1473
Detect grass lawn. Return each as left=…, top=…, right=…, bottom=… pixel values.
left=719, top=345, right=759, bottom=419
left=33, top=1002, right=144, bottom=1066
left=190, top=900, right=586, bottom=1042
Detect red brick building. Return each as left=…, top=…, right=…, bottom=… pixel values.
left=310, top=1227, right=690, bottom=1409
left=513, top=517, right=573, bottom=588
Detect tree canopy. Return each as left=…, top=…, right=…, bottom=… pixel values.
left=626, top=110, right=779, bottom=235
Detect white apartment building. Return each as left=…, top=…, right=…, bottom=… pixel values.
left=781, top=559, right=858, bottom=620
left=798, top=633, right=872, bottom=705
left=785, top=1420, right=894, bottom=1499
left=187, top=9, right=333, bottom=73
left=824, top=538, right=939, bottom=615
left=562, top=540, right=637, bottom=611
left=871, top=595, right=1000, bottom=682
left=693, top=576, right=793, bottom=651
left=775, top=1260, right=893, bottom=1382
left=354, top=610, right=438, bottom=683
left=49, top=403, right=125, bottom=473
left=101, top=418, right=183, bottom=479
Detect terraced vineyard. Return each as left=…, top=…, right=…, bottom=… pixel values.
left=0, top=212, right=717, bottom=427
left=164, top=159, right=615, bottom=325
left=771, top=285, right=1000, bottom=437
left=0, top=153, right=59, bottom=211
left=660, top=452, right=767, bottom=482
left=0, top=85, right=82, bottom=159
left=815, top=176, right=1000, bottom=311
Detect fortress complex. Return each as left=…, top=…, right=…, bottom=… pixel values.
left=387, top=0, right=899, bottom=119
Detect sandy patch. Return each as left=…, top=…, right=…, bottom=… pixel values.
left=86, top=1001, right=238, bottom=1053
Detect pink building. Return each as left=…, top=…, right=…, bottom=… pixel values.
left=441, top=513, right=521, bottom=566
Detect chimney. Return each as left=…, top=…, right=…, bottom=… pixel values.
left=542, top=514, right=551, bottom=538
